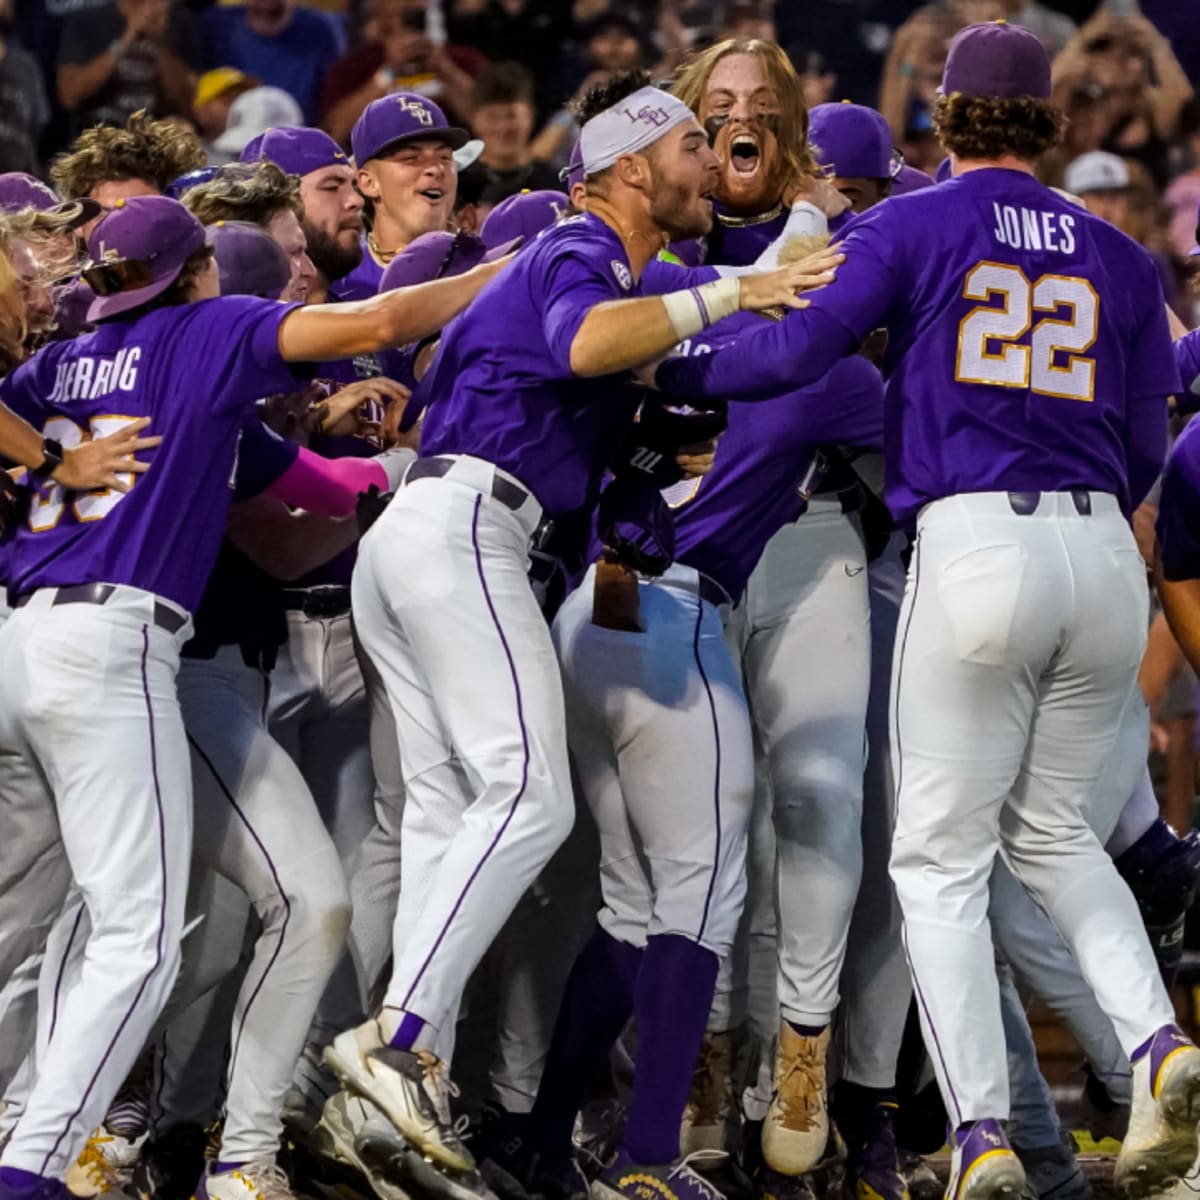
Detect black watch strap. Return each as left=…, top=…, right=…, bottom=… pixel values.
left=32, top=437, right=64, bottom=479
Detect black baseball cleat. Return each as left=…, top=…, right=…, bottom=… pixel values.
left=1113, top=818, right=1200, bottom=988
left=131, top=1123, right=209, bottom=1200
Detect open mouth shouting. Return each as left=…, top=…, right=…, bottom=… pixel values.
left=729, top=132, right=761, bottom=178
left=418, top=187, right=447, bottom=205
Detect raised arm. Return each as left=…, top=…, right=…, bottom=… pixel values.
left=567, top=251, right=842, bottom=378
left=276, top=256, right=510, bottom=363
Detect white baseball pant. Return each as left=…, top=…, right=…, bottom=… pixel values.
left=0, top=586, right=192, bottom=1178
left=179, top=646, right=351, bottom=1162
left=351, top=458, right=575, bottom=1043
left=890, top=491, right=1173, bottom=1125
left=727, top=500, right=871, bottom=1026
left=552, top=563, right=754, bottom=958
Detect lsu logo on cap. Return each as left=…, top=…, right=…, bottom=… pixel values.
left=396, top=95, right=434, bottom=126
left=611, top=260, right=632, bottom=291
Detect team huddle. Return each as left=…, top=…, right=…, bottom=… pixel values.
left=2, top=18, right=1200, bottom=1200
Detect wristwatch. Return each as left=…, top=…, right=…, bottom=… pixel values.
left=32, top=436, right=64, bottom=479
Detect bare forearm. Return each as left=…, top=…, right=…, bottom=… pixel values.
left=278, top=258, right=503, bottom=361
left=226, top=499, right=359, bottom=580
left=568, top=298, right=691, bottom=377
left=58, top=55, right=119, bottom=108
left=1159, top=573, right=1200, bottom=679
left=0, top=404, right=49, bottom=471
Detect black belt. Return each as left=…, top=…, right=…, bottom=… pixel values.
left=407, top=456, right=531, bottom=512
left=13, top=583, right=188, bottom=634
left=281, top=585, right=351, bottom=618
left=1007, top=489, right=1093, bottom=516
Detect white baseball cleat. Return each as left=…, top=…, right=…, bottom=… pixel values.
left=310, top=1090, right=414, bottom=1200
left=196, top=1161, right=295, bottom=1200
left=324, top=1022, right=474, bottom=1174
left=1116, top=1024, right=1200, bottom=1199
left=66, top=1127, right=148, bottom=1196
left=762, top=1023, right=831, bottom=1175
left=945, top=1120, right=1025, bottom=1200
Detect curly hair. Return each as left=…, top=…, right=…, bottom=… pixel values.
left=932, top=93, right=1067, bottom=164
left=50, top=111, right=206, bottom=200
left=0, top=215, right=35, bottom=371
left=570, top=68, right=653, bottom=127
left=182, top=162, right=303, bottom=227
left=670, top=38, right=820, bottom=187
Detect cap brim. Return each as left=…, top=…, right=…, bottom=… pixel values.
left=34, top=198, right=102, bottom=231
left=212, top=127, right=255, bottom=155
left=372, top=126, right=472, bottom=159
left=86, top=269, right=180, bottom=322
left=454, top=138, right=485, bottom=172
left=1189, top=244, right=1200, bottom=258
left=484, top=235, right=523, bottom=262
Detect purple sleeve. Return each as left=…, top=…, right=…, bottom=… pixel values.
left=1175, top=330, right=1200, bottom=414
left=540, top=244, right=625, bottom=375
left=1157, top=422, right=1200, bottom=580
left=640, top=257, right=720, bottom=295
left=232, top=418, right=299, bottom=499
left=656, top=308, right=859, bottom=401
left=1124, top=288, right=1177, bottom=510
left=207, top=298, right=309, bottom=419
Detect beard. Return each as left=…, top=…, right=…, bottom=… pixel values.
left=708, top=118, right=790, bottom=217
left=649, top=174, right=713, bottom=242
left=302, top=220, right=363, bottom=283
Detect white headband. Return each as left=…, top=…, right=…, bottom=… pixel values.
left=579, top=86, right=695, bottom=176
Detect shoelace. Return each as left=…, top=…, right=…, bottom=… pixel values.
left=673, top=1151, right=729, bottom=1200
left=75, top=1135, right=118, bottom=1193
left=417, top=1052, right=465, bottom=1132
left=232, top=1161, right=294, bottom=1200
left=775, top=1044, right=825, bottom=1129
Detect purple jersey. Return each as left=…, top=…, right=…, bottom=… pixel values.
left=1158, top=416, right=1200, bottom=580
left=1177, top=329, right=1200, bottom=413
left=705, top=203, right=787, bottom=268
left=327, top=242, right=384, bottom=302
left=661, top=169, right=1178, bottom=522
left=1, top=297, right=303, bottom=612
left=419, top=212, right=644, bottom=518
left=671, top=354, right=883, bottom=599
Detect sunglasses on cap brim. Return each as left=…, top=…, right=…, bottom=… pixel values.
left=80, top=257, right=154, bottom=297
left=889, top=147, right=906, bottom=181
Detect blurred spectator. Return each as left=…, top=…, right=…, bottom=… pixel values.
left=1166, top=97, right=1200, bottom=259
left=562, top=12, right=646, bottom=98
left=790, top=46, right=837, bottom=110
left=319, top=0, right=480, bottom=147
left=471, top=62, right=560, bottom=199
left=446, top=0, right=572, bottom=120
left=1000, top=0, right=1076, bottom=57
left=1064, top=148, right=1134, bottom=227
left=57, top=0, right=198, bottom=131
left=0, top=0, right=50, bottom=174
left=201, top=0, right=347, bottom=124
left=50, top=108, right=205, bottom=210
left=718, top=1, right=774, bottom=43
left=209, top=85, right=303, bottom=162
left=192, top=67, right=258, bottom=141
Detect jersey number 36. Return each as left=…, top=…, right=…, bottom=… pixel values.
left=955, top=262, right=1098, bottom=402
left=28, top=415, right=139, bottom=532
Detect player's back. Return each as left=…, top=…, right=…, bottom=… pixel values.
left=1, top=295, right=301, bottom=612
left=847, top=168, right=1170, bottom=521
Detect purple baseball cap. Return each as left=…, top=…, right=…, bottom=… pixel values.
left=165, top=165, right=220, bottom=201
left=378, top=229, right=516, bottom=291
left=352, top=93, right=469, bottom=167
left=206, top=220, right=290, bottom=299
left=84, top=196, right=207, bottom=321
left=480, top=190, right=569, bottom=252
left=891, top=165, right=936, bottom=196
left=240, top=126, right=349, bottom=177
left=809, top=102, right=893, bottom=179
left=0, top=171, right=101, bottom=228
left=559, top=137, right=585, bottom=193
left=940, top=20, right=1052, bottom=102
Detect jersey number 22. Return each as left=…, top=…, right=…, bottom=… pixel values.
left=955, top=262, right=1098, bottom=402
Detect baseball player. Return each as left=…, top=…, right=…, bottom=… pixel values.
left=0, top=192, right=508, bottom=1200
left=324, top=67, right=835, bottom=1173
left=331, top=94, right=468, bottom=302
left=655, top=22, right=1199, bottom=1200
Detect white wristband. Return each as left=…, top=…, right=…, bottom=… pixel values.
left=661, top=277, right=741, bottom=341
left=756, top=201, right=828, bottom=270
left=373, top=446, right=416, bottom=492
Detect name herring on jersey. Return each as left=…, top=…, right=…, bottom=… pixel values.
left=659, top=169, right=1180, bottom=522
left=1, top=296, right=307, bottom=613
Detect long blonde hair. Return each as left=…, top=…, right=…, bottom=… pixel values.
left=671, top=39, right=820, bottom=185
